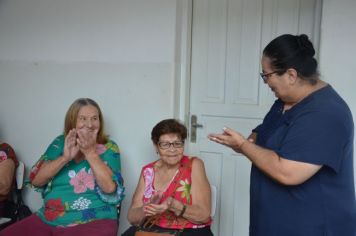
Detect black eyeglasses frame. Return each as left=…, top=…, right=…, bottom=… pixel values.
left=157, top=141, right=184, bottom=149
left=259, top=70, right=285, bottom=82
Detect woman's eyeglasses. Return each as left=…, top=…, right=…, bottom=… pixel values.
left=260, top=70, right=284, bottom=82
left=158, top=141, right=184, bottom=149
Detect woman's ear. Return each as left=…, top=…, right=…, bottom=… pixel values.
left=287, top=68, right=298, bottom=85
left=154, top=144, right=159, bottom=154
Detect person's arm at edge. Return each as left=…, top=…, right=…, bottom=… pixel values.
left=0, top=159, right=16, bottom=198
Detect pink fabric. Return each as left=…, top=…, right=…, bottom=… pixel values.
left=0, top=151, right=7, bottom=162
left=69, top=169, right=95, bottom=194
left=143, top=167, right=155, bottom=203
left=0, top=214, right=117, bottom=236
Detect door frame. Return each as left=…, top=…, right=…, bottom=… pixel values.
left=173, top=0, right=193, bottom=124
left=173, top=0, right=323, bottom=124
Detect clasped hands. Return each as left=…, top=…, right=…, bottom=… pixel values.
left=143, top=192, right=177, bottom=217
left=63, top=128, right=98, bottom=161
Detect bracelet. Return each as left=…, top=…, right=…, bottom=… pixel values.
left=178, top=204, right=186, bottom=217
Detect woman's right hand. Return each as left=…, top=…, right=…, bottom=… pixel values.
left=63, top=129, right=79, bottom=161
left=32, top=133, right=79, bottom=187
left=143, top=196, right=172, bottom=217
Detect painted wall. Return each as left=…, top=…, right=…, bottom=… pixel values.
left=319, top=0, right=356, bottom=180
left=0, top=0, right=177, bottom=233
left=1, top=0, right=356, bottom=235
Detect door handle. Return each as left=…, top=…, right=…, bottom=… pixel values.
left=190, top=115, right=203, bottom=143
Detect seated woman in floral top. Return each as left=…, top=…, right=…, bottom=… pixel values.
left=122, top=119, right=213, bottom=236
left=0, top=98, right=124, bottom=236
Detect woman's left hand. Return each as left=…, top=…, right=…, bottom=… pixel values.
left=143, top=197, right=173, bottom=217
left=208, top=127, right=247, bottom=153
left=76, top=128, right=98, bottom=156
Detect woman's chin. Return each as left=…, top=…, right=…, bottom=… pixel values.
left=272, top=89, right=280, bottom=98
left=162, top=156, right=182, bottom=166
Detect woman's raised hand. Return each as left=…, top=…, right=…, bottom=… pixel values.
left=63, top=129, right=80, bottom=161
left=76, top=128, right=98, bottom=156
left=208, top=127, right=247, bottom=153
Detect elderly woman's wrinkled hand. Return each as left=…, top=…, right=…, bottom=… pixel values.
left=143, top=197, right=173, bottom=217
left=76, top=128, right=98, bottom=156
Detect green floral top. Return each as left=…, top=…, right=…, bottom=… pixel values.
left=26, top=135, right=125, bottom=227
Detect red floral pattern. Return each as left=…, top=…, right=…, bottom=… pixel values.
left=29, top=159, right=45, bottom=182
left=44, top=198, right=65, bottom=221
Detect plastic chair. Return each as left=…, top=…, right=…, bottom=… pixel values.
left=210, top=185, right=217, bottom=217
left=16, top=161, right=25, bottom=190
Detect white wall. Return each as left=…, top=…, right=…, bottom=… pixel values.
left=1, top=0, right=356, bottom=234
left=0, top=0, right=178, bottom=233
left=319, top=0, right=356, bottom=182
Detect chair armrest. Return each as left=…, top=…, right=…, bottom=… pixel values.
left=16, top=161, right=25, bottom=190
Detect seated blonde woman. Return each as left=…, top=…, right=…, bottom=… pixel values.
left=122, top=119, right=213, bottom=236
left=1, top=98, right=124, bottom=236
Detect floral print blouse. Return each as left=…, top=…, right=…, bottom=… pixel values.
left=142, top=155, right=212, bottom=229
left=27, top=135, right=125, bottom=227
left=0, top=143, right=18, bottom=166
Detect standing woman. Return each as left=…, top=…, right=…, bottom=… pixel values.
left=0, top=98, right=124, bottom=236
left=123, top=119, right=213, bottom=236
left=209, top=34, right=356, bottom=235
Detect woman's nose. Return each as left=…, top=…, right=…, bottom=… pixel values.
left=168, top=145, right=177, bottom=151
left=85, top=119, right=93, bottom=127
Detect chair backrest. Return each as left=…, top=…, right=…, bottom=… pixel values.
left=210, top=184, right=217, bottom=217
left=16, top=161, right=25, bottom=190
left=0, top=161, right=31, bottom=229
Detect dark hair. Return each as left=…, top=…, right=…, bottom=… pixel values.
left=151, top=119, right=187, bottom=144
left=263, top=34, right=319, bottom=84
left=64, top=98, right=108, bottom=144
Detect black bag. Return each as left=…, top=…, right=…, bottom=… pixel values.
left=4, top=189, right=32, bottom=223
left=122, top=225, right=181, bottom=236
left=135, top=227, right=181, bottom=236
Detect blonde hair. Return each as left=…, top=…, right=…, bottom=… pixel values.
left=64, top=98, right=108, bottom=144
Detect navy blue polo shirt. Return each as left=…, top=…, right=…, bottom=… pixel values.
left=251, top=85, right=356, bottom=236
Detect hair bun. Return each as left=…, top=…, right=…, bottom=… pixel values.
left=297, top=34, right=315, bottom=57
